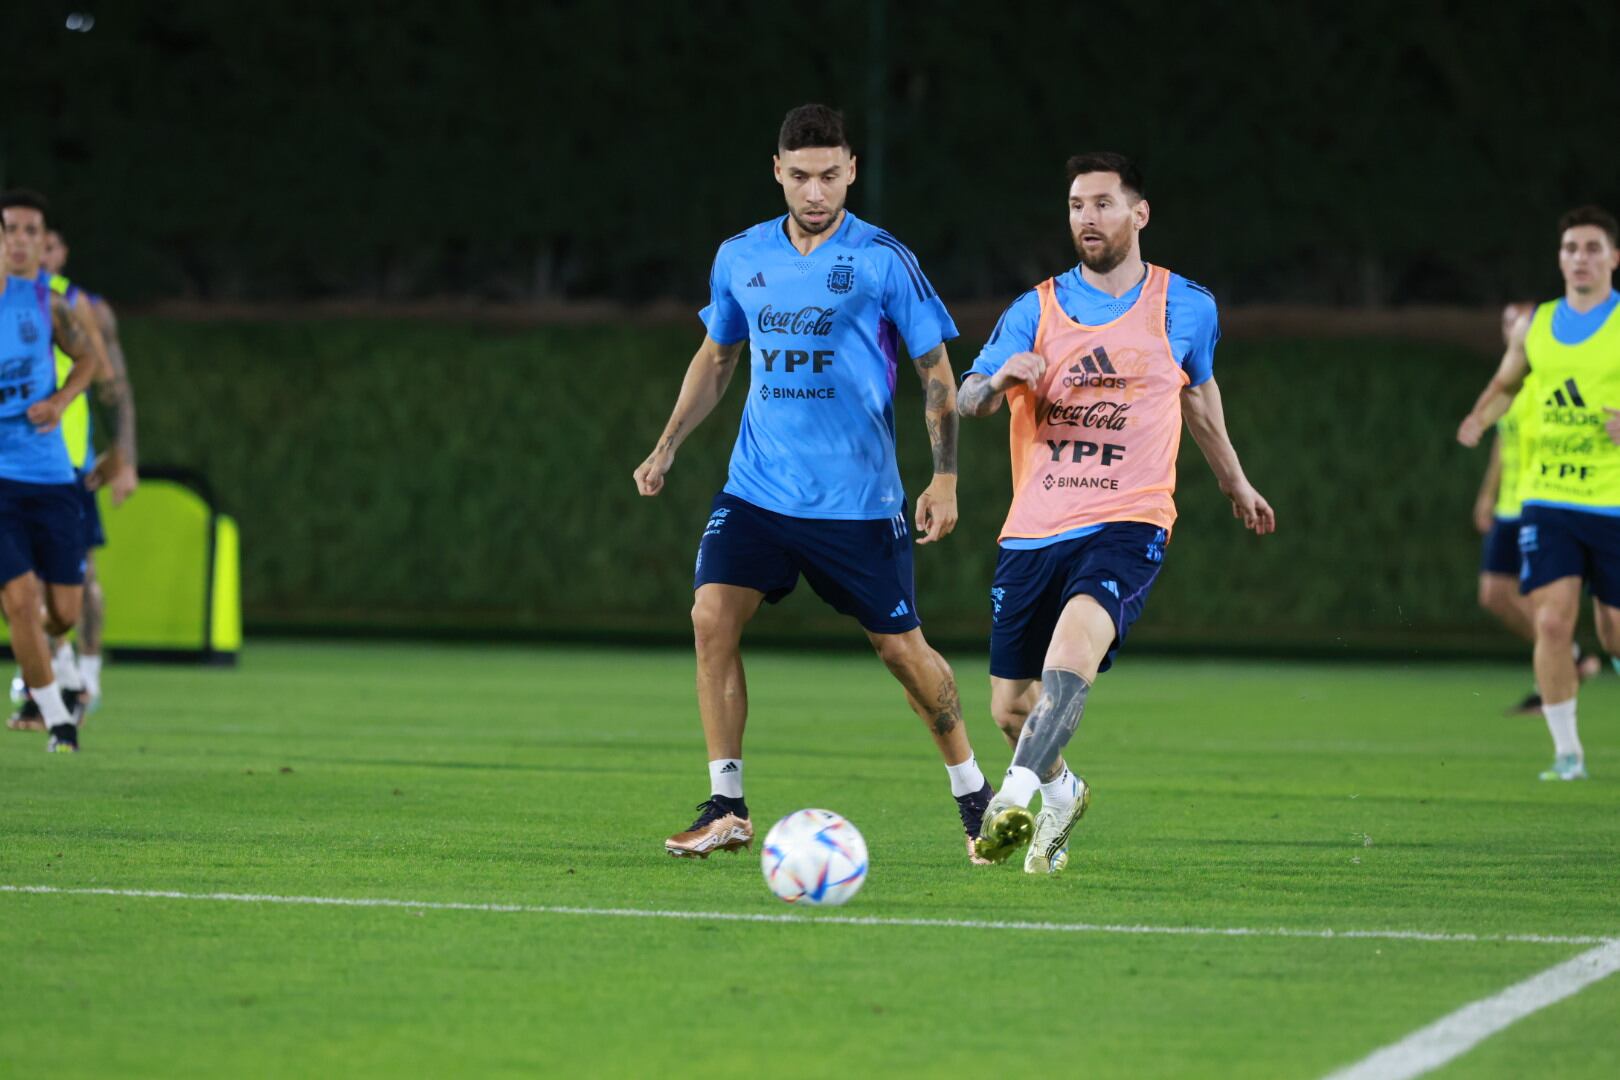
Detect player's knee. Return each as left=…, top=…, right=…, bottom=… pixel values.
left=690, top=596, right=743, bottom=654
left=869, top=631, right=922, bottom=672
left=990, top=692, right=1030, bottom=744
left=0, top=575, right=39, bottom=623
left=1477, top=577, right=1507, bottom=615
left=1533, top=605, right=1577, bottom=643
left=991, top=703, right=1026, bottom=744
left=44, top=595, right=81, bottom=636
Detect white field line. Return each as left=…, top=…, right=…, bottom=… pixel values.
left=1322, top=938, right=1620, bottom=1080
left=1, top=884, right=1613, bottom=947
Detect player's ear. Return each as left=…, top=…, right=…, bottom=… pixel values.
left=773, top=155, right=783, bottom=186
left=846, top=154, right=857, bottom=186
left=1134, top=198, right=1150, bottom=231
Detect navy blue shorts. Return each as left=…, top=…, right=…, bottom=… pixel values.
left=1480, top=517, right=1520, bottom=576
left=76, top=470, right=106, bottom=550
left=1518, top=504, right=1620, bottom=604
left=0, top=477, right=87, bottom=586
left=989, top=522, right=1166, bottom=680
left=694, top=492, right=921, bottom=635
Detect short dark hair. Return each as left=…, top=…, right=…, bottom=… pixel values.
left=1558, top=205, right=1618, bottom=247
left=779, top=104, right=851, bottom=153
left=0, top=189, right=50, bottom=224
left=1066, top=152, right=1144, bottom=201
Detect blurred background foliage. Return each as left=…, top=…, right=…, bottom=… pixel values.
left=4, top=1, right=1618, bottom=306
left=7, top=1, right=1608, bottom=653
left=124, top=318, right=1501, bottom=653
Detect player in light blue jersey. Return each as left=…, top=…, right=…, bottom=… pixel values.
left=635, top=104, right=995, bottom=863
left=0, top=190, right=106, bottom=752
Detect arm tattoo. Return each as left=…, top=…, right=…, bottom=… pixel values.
left=52, top=296, right=90, bottom=354
left=957, top=375, right=998, bottom=417
left=913, top=344, right=945, bottom=371
left=923, top=375, right=958, bottom=475
left=96, top=302, right=138, bottom=462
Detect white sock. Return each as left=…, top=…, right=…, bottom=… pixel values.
left=708, top=758, right=744, bottom=800
left=945, top=755, right=986, bottom=797
left=1542, top=698, right=1582, bottom=759
left=1040, top=764, right=1079, bottom=812
left=52, top=642, right=84, bottom=692
left=79, top=655, right=102, bottom=698
left=31, top=682, right=74, bottom=729
left=1000, top=765, right=1041, bottom=808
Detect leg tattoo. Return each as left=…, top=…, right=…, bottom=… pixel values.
left=930, top=676, right=962, bottom=737
left=1011, top=668, right=1090, bottom=779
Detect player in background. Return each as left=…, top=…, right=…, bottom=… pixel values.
left=634, top=104, right=996, bottom=862
left=1472, top=303, right=1599, bottom=715
left=0, top=190, right=108, bottom=751
left=1458, top=206, right=1620, bottom=780
left=41, top=226, right=139, bottom=709
left=958, top=153, right=1275, bottom=870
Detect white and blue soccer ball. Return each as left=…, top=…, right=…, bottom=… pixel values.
left=761, top=808, right=868, bottom=906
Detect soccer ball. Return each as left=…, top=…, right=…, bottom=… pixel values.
left=760, top=808, right=868, bottom=906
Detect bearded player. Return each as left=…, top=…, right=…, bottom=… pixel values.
left=634, top=105, right=995, bottom=862
left=1458, top=206, right=1620, bottom=780
left=958, top=153, right=1275, bottom=869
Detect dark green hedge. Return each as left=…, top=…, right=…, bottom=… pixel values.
left=121, top=317, right=1508, bottom=653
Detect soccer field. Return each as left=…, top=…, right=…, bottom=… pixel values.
left=4, top=642, right=1617, bottom=1079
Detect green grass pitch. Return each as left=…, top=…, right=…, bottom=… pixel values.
left=3, top=642, right=1618, bottom=1078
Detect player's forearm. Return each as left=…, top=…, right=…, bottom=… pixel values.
left=1183, top=383, right=1251, bottom=493
left=657, top=342, right=741, bottom=454
left=957, top=373, right=1005, bottom=418
left=915, top=346, right=959, bottom=475
left=56, top=356, right=96, bottom=408
left=54, top=336, right=100, bottom=406
left=94, top=341, right=138, bottom=466
left=1465, top=384, right=1517, bottom=433
left=1188, top=420, right=1252, bottom=493
left=1476, top=437, right=1503, bottom=505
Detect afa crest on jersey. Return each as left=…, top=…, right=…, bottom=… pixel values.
left=17, top=315, right=39, bottom=345
left=827, top=258, right=855, bottom=295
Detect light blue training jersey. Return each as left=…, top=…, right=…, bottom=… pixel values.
left=700, top=211, right=958, bottom=520
left=0, top=275, right=74, bottom=485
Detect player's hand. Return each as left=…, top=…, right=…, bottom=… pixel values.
left=1472, top=496, right=1496, bottom=535
left=634, top=443, right=675, bottom=496
left=1604, top=407, right=1620, bottom=447
left=26, top=395, right=65, bottom=434
left=85, top=451, right=139, bottom=505
left=1457, top=413, right=1485, bottom=448
left=915, top=475, right=958, bottom=544
left=1226, top=481, right=1276, bottom=535
left=989, top=352, right=1047, bottom=393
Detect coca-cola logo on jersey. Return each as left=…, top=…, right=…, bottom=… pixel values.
left=757, top=304, right=837, bottom=336
left=1044, top=400, right=1132, bottom=431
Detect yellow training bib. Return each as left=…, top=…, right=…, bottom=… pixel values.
left=1519, top=299, right=1620, bottom=511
